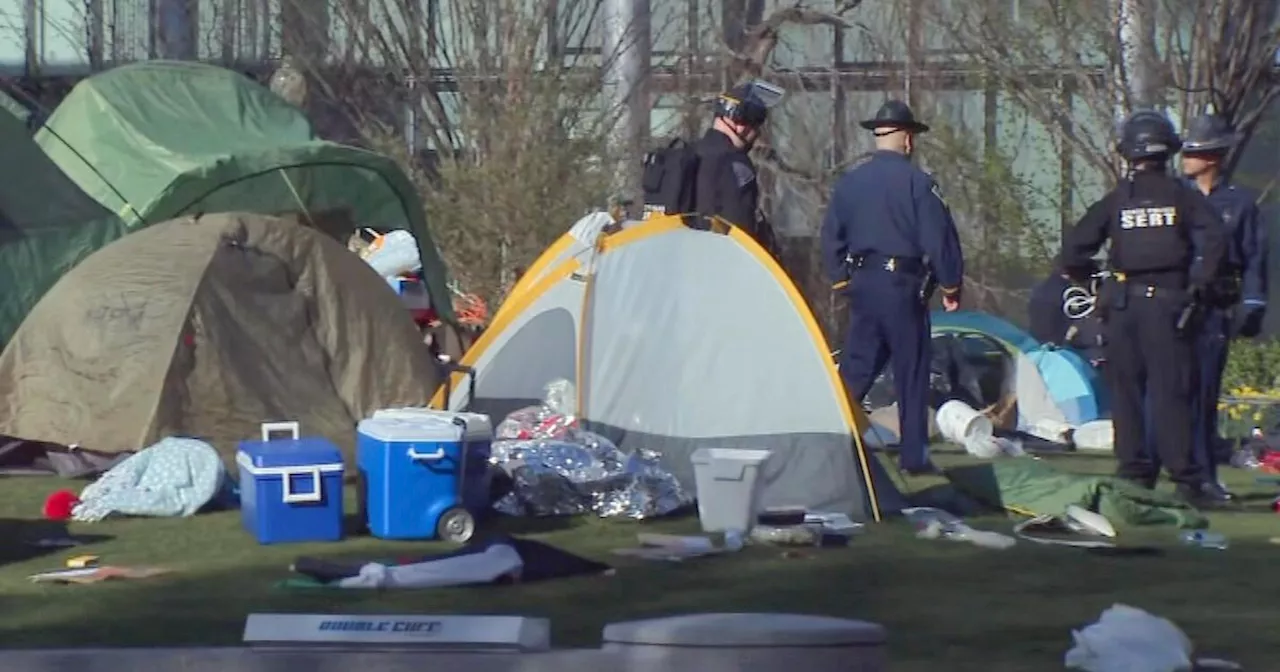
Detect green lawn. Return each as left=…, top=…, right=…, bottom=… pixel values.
left=1, top=451, right=1278, bottom=671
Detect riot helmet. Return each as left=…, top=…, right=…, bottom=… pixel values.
left=1116, top=109, right=1182, bottom=162
left=713, top=79, right=785, bottom=129
left=1181, top=114, right=1238, bottom=155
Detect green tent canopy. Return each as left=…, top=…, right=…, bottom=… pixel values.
left=0, top=88, right=30, bottom=126
left=33, top=60, right=454, bottom=323
left=0, top=105, right=127, bottom=346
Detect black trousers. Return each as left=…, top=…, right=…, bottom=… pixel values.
left=1104, top=294, right=1204, bottom=486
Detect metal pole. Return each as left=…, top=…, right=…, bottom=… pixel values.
left=600, top=0, right=651, bottom=213
left=1113, top=0, right=1157, bottom=177
left=154, top=0, right=197, bottom=60
left=405, top=76, right=419, bottom=159
left=87, top=0, right=104, bottom=69
left=1115, top=0, right=1156, bottom=116
left=23, top=0, right=37, bottom=77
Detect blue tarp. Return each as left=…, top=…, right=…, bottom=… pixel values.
left=931, top=311, right=1110, bottom=424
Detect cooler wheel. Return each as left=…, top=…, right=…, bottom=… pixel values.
left=437, top=507, right=475, bottom=543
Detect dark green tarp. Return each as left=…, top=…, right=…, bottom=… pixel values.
left=33, top=60, right=454, bottom=324
left=946, top=460, right=1209, bottom=529
left=0, top=107, right=127, bottom=346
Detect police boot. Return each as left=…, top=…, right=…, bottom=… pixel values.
left=1176, top=481, right=1234, bottom=509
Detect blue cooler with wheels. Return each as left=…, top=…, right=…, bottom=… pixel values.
left=357, top=410, right=492, bottom=542
left=237, top=421, right=345, bottom=545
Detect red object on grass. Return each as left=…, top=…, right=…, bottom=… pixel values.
left=43, top=489, right=81, bottom=521
left=1259, top=450, right=1280, bottom=474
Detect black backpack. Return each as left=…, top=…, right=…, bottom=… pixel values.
left=641, top=138, right=701, bottom=218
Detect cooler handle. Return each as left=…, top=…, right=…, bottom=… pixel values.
left=439, top=363, right=476, bottom=411
left=407, top=447, right=446, bottom=461
left=261, top=421, right=300, bottom=441
left=281, top=467, right=323, bottom=504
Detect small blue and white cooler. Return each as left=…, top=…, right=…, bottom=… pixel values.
left=357, top=409, right=493, bottom=543
left=237, top=421, right=345, bottom=545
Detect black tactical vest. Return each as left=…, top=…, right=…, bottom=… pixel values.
left=1109, top=175, right=1191, bottom=276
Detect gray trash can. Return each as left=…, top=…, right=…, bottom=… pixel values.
left=601, top=613, right=887, bottom=672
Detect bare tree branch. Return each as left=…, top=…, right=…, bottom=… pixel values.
left=730, top=2, right=860, bottom=80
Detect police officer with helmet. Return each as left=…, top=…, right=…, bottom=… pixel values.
left=693, top=81, right=781, bottom=251
left=1180, top=113, right=1268, bottom=489
left=821, top=100, right=965, bottom=476
left=1059, top=109, right=1231, bottom=507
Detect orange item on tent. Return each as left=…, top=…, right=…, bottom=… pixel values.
left=454, top=293, right=488, bottom=326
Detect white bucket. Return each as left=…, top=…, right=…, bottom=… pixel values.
left=1073, top=420, right=1114, bottom=451
left=936, top=400, right=994, bottom=445
left=690, top=448, right=772, bottom=533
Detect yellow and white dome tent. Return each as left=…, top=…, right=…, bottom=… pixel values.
left=433, top=214, right=904, bottom=522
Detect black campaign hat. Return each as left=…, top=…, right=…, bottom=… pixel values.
left=1182, top=114, right=1238, bottom=154
left=860, top=100, right=930, bottom=134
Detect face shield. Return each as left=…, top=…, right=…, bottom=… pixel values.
left=743, top=79, right=786, bottom=110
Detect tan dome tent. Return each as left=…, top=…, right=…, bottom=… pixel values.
left=434, top=215, right=904, bottom=522
left=0, top=213, right=441, bottom=461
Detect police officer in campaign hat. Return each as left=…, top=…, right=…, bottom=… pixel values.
left=821, top=100, right=965, bottom=476
left=1059, top=109, right=1231, bottom=507
left=693, top=81, right=781, bottom=251
left=1180, top=113, right=1268, bottom=490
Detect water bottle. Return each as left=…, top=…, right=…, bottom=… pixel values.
left=1180, top=530, right=1229, bottom=550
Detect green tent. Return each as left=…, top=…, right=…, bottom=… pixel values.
left=0, top=104, right=127, bottom=346
left=33, top=60, right=454, bottom=322
left=0, top=88, right=30, bottom=126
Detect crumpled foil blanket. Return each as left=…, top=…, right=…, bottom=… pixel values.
left=490, top=406, right=691, bottom=520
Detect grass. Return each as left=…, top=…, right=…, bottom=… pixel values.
left=0, top=450, right=1278, bottom=670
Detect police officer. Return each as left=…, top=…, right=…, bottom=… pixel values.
left=695, top=82, right=778, bottom=252
left=1028, top=262, right=1081, bottom=347
left=821, top=100, right=965, bottom=476
left=1181, top=113, right=1268, bottom=487
left=1059, top=109, right=1230, bottom=507
left=1027, top=262, right=1106, bottom=365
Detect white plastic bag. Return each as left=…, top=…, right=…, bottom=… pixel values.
left=543, top=378, right=577, bottom=417
left=363, top=229, right=423, bottom=278
left=1064, top=604, right=1193, bottom=672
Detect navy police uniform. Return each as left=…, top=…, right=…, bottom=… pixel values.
left=1181, top=115, right=1268, bottom=483
left=1027, top=268, right=1106, bottom=364
left=1028, top=272, right=1072, bottom=346
left=821, top=101, right=964, bottom=474
left=1060, top=109, right=1230, bottom=506
left=694, top=83, right=778, bottom=252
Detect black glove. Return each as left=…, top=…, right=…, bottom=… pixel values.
left=1234, top=306, right=1265, bottom=338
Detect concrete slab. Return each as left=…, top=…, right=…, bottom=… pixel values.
left=0, top=647, right=617, bottom=672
